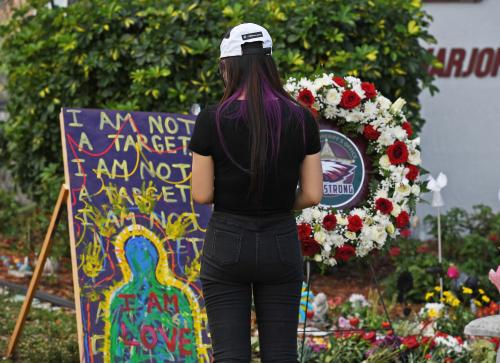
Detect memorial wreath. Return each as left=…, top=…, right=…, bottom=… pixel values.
left=285, top=73, right=423, bottom=266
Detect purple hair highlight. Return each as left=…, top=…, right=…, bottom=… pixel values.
left=214, top=75, right=307, bottom=175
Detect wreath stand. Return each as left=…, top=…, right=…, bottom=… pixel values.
left=4, top=184, right=75, bottom=359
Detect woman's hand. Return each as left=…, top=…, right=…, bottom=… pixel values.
left=292, top=152, right=323, bottom=210
left=191, top=152, right=214, bottom=204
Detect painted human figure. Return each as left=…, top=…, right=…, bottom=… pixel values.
left=108, top=236, right=197, bottom=362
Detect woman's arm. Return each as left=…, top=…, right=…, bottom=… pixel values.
left=191, top=152, right=214, bottom=204
left=292, top=152, right=323, bottom=210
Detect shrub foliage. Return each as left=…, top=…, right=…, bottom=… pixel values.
left=0, top=0, right=437, bottom=209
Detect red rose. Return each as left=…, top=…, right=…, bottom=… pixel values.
left=402, top=336, right=420, bottom=350
left=347, top=215, right=363, bottom=232
left=332, top=76, right=346, bottom=87
left=334, top=244, right=356, bottom=262
left=322, top=214, right=337, bottom=231
left=375, top=198, right=393, bottom=215
left=306, top=310, right=314, bottom=319
left=389, top=246, right=401, bottom=257
left=400, top=229, right=411, bottom=238
left=425, top=354, right=432, bottom=360
left=339, top=90, right=361, bottom=109
left=381, top=321, right=391, bottom=329
left=488, top=233, right=499, bottom=242
left=363, top=125, right=380, bottom=140
left=301, top=237, right=321, bottom=257
left=421, top=336, right=436, bottom=349
left=396, top=211, right=410, bottom=228
left=361, top=82, right=377, bottom=99
left=402, top=121, right=413, bottom=137
left=416, top=244, right=430, bottom=254
left=297, top=223, right=312, bottom=241
left=405, top=164, right=419, bottom=181
left=363, top=331, right=376, bottom=342
left=349, top=317, right=360, bottom=327
left=387, top=141, right=409, bottom=165
left=297, top=88, right=315, bottom=107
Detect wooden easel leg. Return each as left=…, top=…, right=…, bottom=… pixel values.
left=5, top=183, right=69, bottom=358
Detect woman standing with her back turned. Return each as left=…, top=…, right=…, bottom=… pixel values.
left=188, top=22, right=323, bottom=363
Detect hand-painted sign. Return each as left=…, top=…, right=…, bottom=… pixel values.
left=59, top=108, right=212, bottom=363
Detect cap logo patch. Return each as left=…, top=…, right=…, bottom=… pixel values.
left=241, top=31, right=263, bottom=40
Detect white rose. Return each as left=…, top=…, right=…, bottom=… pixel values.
left=396, top=183, right=411, bottom=196
left=345, top=231, right=357, bottom=240
left=325, top=88, right=341, bottom=106
left=314, top=254, right=322, bottom=262
left=379, top=155, right=391, bottom=169
left=386, top=223, right=395, bottom=235
left=411, top=184, right=421, bottom=195
left=328, top=258, right=337, bottom=266
left=337, top=215, right=348, bottom=225
left=389, top=97, right=406, bottom=113
left=391, top=203, right=401, bottom=217
left=315, top=230, right=327, bottom=244
left=408, top=150, right=421, bottom=165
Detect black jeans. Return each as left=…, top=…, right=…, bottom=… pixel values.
left=200, top=210, right=305, bottom=363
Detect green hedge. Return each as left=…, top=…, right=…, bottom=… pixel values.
left=0, top=0, right=437, bottom=209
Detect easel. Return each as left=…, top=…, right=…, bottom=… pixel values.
left=4, top=183, right=83, bottom=360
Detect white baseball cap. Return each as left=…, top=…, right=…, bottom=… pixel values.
left=220, top=23, right=273, bottom=59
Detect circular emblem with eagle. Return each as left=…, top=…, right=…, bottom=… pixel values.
left=285, top=73, right=423, bottom=266
left=320, top=130, right=365, bottom=208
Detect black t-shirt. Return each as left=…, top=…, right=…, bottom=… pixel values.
left=188, top=99, right=321, bottom=216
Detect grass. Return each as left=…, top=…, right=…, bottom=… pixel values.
left=0, top=292, right=79, bottom=363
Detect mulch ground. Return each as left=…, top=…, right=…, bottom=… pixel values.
left=0, top=235, right=396, bottom=305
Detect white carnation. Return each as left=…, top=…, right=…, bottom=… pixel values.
left=363, top=101, right=378, bottom=119
left=377, top=96, right=392, bottom=110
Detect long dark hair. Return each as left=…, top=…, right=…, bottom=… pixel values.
left=215, top=41, right=310, bottom=203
